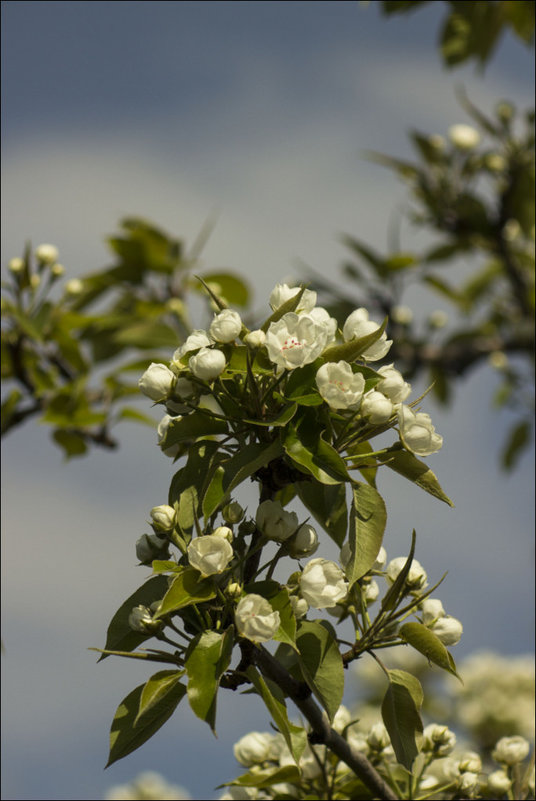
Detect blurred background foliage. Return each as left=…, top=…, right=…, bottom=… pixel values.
left=1, top=0, right=534, bottom=468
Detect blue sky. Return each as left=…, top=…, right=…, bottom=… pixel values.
left=1, top=2, right=534, bottom=800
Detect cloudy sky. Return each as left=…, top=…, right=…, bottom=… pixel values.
left=1, top=2, right=534, bottom=800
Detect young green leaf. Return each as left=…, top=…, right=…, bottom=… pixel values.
left=344, top=482, right=387, bottom=587
left=185, top=627, right=234, bottom=733
left=399, top=622, right=461, bottom=680
left=381, top=669, right=424, bottom=770
left=296, top=619, right=344, bottom=722
left=154, top=568, right=216, bottom=617
left=136, top=669, right=186, bottom=725
left=376, top=445, right=454, bottom=507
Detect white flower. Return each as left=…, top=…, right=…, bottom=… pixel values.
left=367, top=722, right=391, bottom=750
left=342, top=308, right=392, bottom=361
left=150, top=505, right=176, bottom=532
left=308, top=306, right=338, bottom=342
left=289, top=595, right=308, bottom=619
left=189, top=347, right=226, bottom=380
left=421, top=598, right=446, bottom=625
left=428, top=309, right=448, bottom=329
left=233, top=731, right=274, bottom=766
left=386, top=557, right=428, bottom=590
left=486, top=769, right=512, bottom=794
left=372, top=546, right=387, bottom=570
left=458, top=752, right=482, bottom=774
left=65, top=278, right=84, bottom=295
left=492, top=735, right=530, bottom=766
left=332, top=705, right=352, bottom=733
left=448, top=123, right=481, bottom=150
left=376, top=364, right=411, bottom=403
left=209, top=309, right=243, bottom=343
left=136, top=532, right=168, bottom=563
left=173, top=330, right=211, bottom=363
left=256, top=500, right=298, bottom=542
left=157, top=414, right=182, bottom=458
left=265, top=312, right=330, bottom=370
left=315, top=361, right=365, bottom=410
left=430, top=615, right=463, bottom=646
left=286, top=523, right=319, bottom=558
left=459, top=772, right=479, bottom=794
left=300, top=558, right=349, bottom=609
left=35, top=243, right=59, bottom=264
left=235, top=594, right=280, bottom=642
left=423, top=724, right=457, bottom=756
left=244, top=329, right=266, bottom=348
left=398, top=405, right=443, bottom=456
left=360, top=390, right=394, bottom=424
left=187, top=535, right=233, bottom=577
left=363, top=580, right=379, bottom=603
left=391, top=305, right=413, bottom=325
left=139, top=363, right=176, bottom=401
left=8, top=257, right=24, bottom=273
left=212, top=525, right=233, bottom=542
left=269, top=283, right=317, bottom=312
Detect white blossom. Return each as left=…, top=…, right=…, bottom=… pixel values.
left=189, top=347, right=226, bottom=380
left=422, top=724, right=457, bottom=756
left=367, top=722, right=391, bottom=750
left=430, top=615, right=463, bottom=646
left=398, top=405, right=443, bottom=456
left=308, top=306, right=338, bottom=342
left=150, top=504, right=176, bottom=532
left=315, top=361, right=365, bottom=410
left=243, top=329, right=266, bottom=348
left=300, top=558, right=348, bottom=609
left=376, top=364, right=411, bottom=403
left=492, top=735, right=530, bottom=766
left=360, top=390, right=394, bottom=424
left=157, top=414, right=182, bottom=458
left=256, top=500, right=298, bottom=542
left=269, top=283, right=317, bottom=312
left=286, top=523, right=319, bottom=558
left=363, top=579, right=380, bottom=603
left=8, top=257, right=24, bottom=273
left=448, top=123, right=481, bottom=150
left=235, top=594, right=280, bottom=642
left=486, top=770, right=512, bottom=794
left=386, top=557, right=428, bottom=590
left=458, top=752, right=482, bottom=774
left=289, top=595, right=308, bottom=619
left=173, top=329, right=211, bottom=361
left=209, top=309, right=243, bottom=343
left=421, top=598, right=446, bottom=625
left=428, top=309, right=448, bottom=329
left=265, top=312, right=330, bottom=370
left=139, top=363, right=175, bottom=401
left=233, top=731, right=274, bottom=766
left=459, top=772, right=479, bottom=795
left=342, top=308, right=392, bottom=361
left=187, top=535, right=233, bottom=577
left=35, top=243, right=59, bottom=264
left=332, top=705, right=352, bottom=733
left=212, top=525, right=233, bottom=542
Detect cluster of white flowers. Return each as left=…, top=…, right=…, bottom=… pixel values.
left=105, top=771, right=190, bottom=800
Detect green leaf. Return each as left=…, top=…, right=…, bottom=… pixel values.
left=185, top=627, right=234, bottom=733
left=297, top=480, right=347, bottom=547
left=161, top=411, right=228, bottom=448
left=136, top=669, right=186, bottom=725
left=384, top=252, right=417, bottom=271
left=344, top=483, right=387, bottom=587
left=246, top=665, right=307, bottom=764
left=198, top=271, right=250, bottom=306
left=296, top=620, right=344, bottom=722
left=52, top=429, right=88, bottom=460
left=380, top=531, right=416, bottom=614
left=106, top=680, right=186, bottom=767
left=399, top=622, right=461, bottom=680
left=376, top=445, right=454, bottom=506
left=151, top=560, right=182, bottom=574
left=270, top=587, right=297, bottom=651
left=284, top=415, right=349, bottom=485
left=155, top=568, right=216, bottom=617
left=168, top=441, right=220, bottom=513
left=223, top=765, right=301, bottom=789
left=117, top=407, right=158, bottom=426
left=242, top=403, right=298, bottom=428
left=501, top=420, right=531, bottom=471
left=381, top=669, right=423, bottom=770
left=321, top=318, right=388, bottom=364
left=100, top=576, right=170, bottom=661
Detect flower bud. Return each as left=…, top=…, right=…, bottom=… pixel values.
left=390, top=305, right=413, bottom=325
left=423, top=724, right=456, bottom=756
left=135, top=532, right=168, bottom=564
left=458, top=752, right=482, bottom=774
left=173, top=329, right=211, bottom=362
left=448, top=124, right=481, bottom=150
left=222, top=501, right=245, bottom=524
left=187, top=535, right=233, bottom=577
left=139, top=363, right=175, bottom=401
left=150, top=504, right=176, bottom=532
left=332, top=705, right=352, bottom=733
left=269, top=283, right=317, bottom=313
left=428, top=309, right=448, bottom=329
left=360, top=390, right=394, bottom=424
left=289, top=595, right=308, bottom=619
left=189, top=347, right=226, bottom=380
left=65, top=278, right=84, bottom=295
left=255, top=500, right=298, bottom=542
left=30, top=274, right=41, bottom=289
left=430, top=615, right=463, bottom=646
left=8, top=257, right=24, bottom=273
left=342, top=308, right=392, bottom=361
left=300, top=558, right=348, bottom=609
left=489, top=350, right=508, bottom=370
left=35, top=243, right=59, bottom=264
left=492, top=735, right=530, bottom=766
left=486, top=769, right=511, bottom=794
left=421, top=598, right=446, bottom=625
left=50, top=263, right=65, bottom=277
left=376, top=364, right=411, bottom=403
left=128, top=605, right=162, bottom=634
left=372, top=546, right=387, bottom=571
left=367, top=722, right=390, bottom=751
left=363, top=579, right=379, bottom=603
left=225, top=581, right=242, bottom=600
left=286, top=523, right=319, bottom=558
left=485, top=153, right=506, bottom=172
left=235, top=594, right=280, bottom=642
left=209, top=309, right=243, bottom=343
left=386, top=557, right=428, bottom=591
left=244, top=329, right=266, bottom=348
left=233, top=731, right=275, bottom=766
left=398, top=405, right=443, bottom=456
left=458, top=772, right=479, bottom=795
left=157, top=413, right=182, bottom=458
left=213, top=525, right=233, bottom=542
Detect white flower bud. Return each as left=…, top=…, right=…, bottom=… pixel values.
left=244, top=329, right=266, bottom=348
left=458, top=752, right=482, bottom=774
left=150, top=505, right=176, bottom=532
left=8, top=257, right=24, bottom=273
left=139, top=363, right=175, bottom=401
left=189, top=347, right=226, bottom=380
left=376, top=364, right=411, bottom=403
left=157, top=413, right=182, bottom=458
left=289, top=595, right=308, bottom=619
left=423, top=724, right=456, bottom=756
left=135, top=532, right=168, bottom=563
left=65, top=278, right=84, bottom=295
left=256, top=500, right=298, bottom=542
left=213, top=525, right=233, bottom=542
left=430, top=615, right=463, bottom=646
left=315, top=361, right=365, bottom=410
left=269, top=283, right=317, bottom=313
left=332, top=705, right=352, bottom=733
left=398, top=405, right=443, bottom=456
left=448, top=124, right=481, bottom=150
left=187, top=535, right=233, bottom=577
left=360, top=390, right=394, bottom=424
left=485, top=153, right=507, bottom=171
left=35, top=243, right=59, bottom=264
left=428, top=309, right=448, bottom=329
left=421, top=598, right=446, bottom=625
left=372, top=546, right=387, bottom=571
left=503, top=218, right=521, bottom=241
left=286, top=523, right=319, bottom=558
left=487, top=770, right=512, bottom=794
left=492, top=735, right=530, bottom=766
left=391, top=305, right=413, bottom=325
left=222, top=501, right=244, bottom=524
left=386, top=557, right=428, bottom=591
left=489, top=350, right=508, bottom=370
left=128, top=605, right=161, bottom=633
left=459, top=772, right=479, bottom=794
left=209, top=309, right=243, bottom=343
left=363, top=579, right=379, bottom=603
left=428, top=134, right=446, bottom=151
left=367, top=722, right=391, bottom=751
left=235, top=594, right=280, bottom=642
left=50, top=263, right=65, bottom=277
left=300, top=558, right=348, bottom=609
left=173, top=329, right=211, bottom=362
left=265, top=312, right=330, bottom=370
left=342, top=308, right=392, bottom=361
left=233, top=731, right=274, bottom=766
left=30, top=275, right=41, bottom=289
left=226, top=581, right=242, bottom=600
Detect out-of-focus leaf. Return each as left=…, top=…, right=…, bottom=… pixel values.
left=501, top=419, right=531, bottom=471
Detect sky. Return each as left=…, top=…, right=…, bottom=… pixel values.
left=1, top=2, right=534, bottom=800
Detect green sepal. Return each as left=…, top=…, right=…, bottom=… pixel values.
left=381, top=669, right=424, bottom=770
left=185, top=627, right=234, bottom=733
left=296, top=619, right=344, bottom=722
left=399, top=622, right=461, bottom=681
left=344, top=483, right=387, bottom=587
left=154, top=568, right=216, bottom=617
